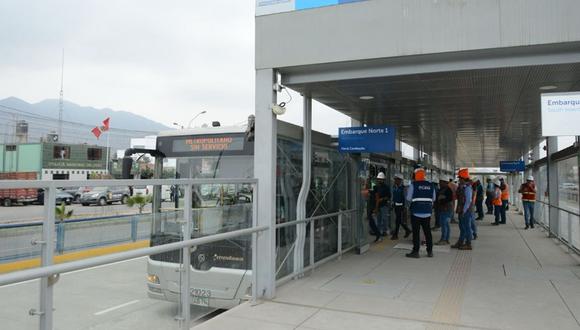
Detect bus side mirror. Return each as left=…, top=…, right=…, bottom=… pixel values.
left=121, top=157, right=133, bottom=179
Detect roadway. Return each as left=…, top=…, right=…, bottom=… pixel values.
left=0, top=257, right=220, bottom=329
left=0, top=202, right=176, bottom=224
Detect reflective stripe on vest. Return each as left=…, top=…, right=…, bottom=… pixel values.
left=410, top=181, right=433, bottom=214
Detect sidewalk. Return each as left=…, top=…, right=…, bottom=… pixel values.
left=195, top=211, right=580, bottom=330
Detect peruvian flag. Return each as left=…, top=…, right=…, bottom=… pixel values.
left=91, top=117, right=110, bottom=139
left=91, top=126, right=102, bottom=139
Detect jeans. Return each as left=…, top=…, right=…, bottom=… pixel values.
left=377, top=205, right=390, bottom=234
left=459, top=212, right=473, bottom=243
left=494, top=205, right=501, bottom=224
left=439, top=210, right=452, bottom=241
left=485, top=195, right=493, bottom=214
left=476, top=200, right=484, bottom=219
left=368, top=213, right=380, bottom=238
left=470, top=211, right=477, bottom=237
left=500, top=200, right=508, bottom=223
left=523, top=201, right=535, bottom=226
left=411, top=215, right=433, bottom=253
left=393, top=206, right=411, bottom=236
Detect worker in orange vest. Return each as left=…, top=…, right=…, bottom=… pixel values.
left=491, top=180, right=503, bottom=225
left=518, top=176, right=536, bottom=229
left=499, top=177, right=509, bottom=224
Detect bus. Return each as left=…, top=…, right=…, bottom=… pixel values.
left=122, top=118, right=354, bottom=309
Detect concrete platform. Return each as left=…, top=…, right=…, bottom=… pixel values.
left=194, top=211, right=580, bottom=330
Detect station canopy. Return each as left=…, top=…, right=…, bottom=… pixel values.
left=282, top=62, right=580, bottom=167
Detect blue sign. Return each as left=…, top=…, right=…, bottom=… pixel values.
left=500, top=161, right=525, bottom=172
left=338, top=126, right=396, bottom=153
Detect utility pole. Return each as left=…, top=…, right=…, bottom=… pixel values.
left=58, top=49, right=64, bottom=141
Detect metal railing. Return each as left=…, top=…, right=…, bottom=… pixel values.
left=0, top=178, right=263, bottom=330
left=535, top=200, right=580, bottom=255
left=275, top=209, right=357, bottom=285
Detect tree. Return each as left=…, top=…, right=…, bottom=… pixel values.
left=55, top=202, right=73, bottom=222
left=127, top=194, right=152, bottom=214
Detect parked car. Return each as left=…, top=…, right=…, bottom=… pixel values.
left=73, top=187, right=93, bottom=203
left=133, top=185, right=152, bottom=196
left=36, top=189, right=74, bottom=205
left=80, top=186, right=131, bottom=206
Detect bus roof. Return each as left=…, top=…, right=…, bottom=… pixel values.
left=157, top=125, right=247, bottom=137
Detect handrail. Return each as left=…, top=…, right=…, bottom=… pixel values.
left=535, top=200, right=580, bottom=217
left=0, top=178, right=257, bottom=189
left=275, top=209, right=357, bottom=229
left=0, top=225, right=268, bottom=286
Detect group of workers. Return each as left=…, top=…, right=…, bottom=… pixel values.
left=368, top=166, right=537, bottom=259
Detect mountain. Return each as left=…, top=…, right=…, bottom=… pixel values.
left=0, top=97, right=170, bottom=132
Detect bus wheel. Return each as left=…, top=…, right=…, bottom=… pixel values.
left=98, top=197, right=107, bottom=206
left=3, top=199, right=12, bottom=207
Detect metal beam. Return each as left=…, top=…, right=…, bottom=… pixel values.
left=547, top=137, right=560, bottom=237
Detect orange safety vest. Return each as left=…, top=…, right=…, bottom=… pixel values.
left=500, top=184, right=509, bottom=201
left=520, top=183, right=536, bottom=202
left=492, top=188, right=502, bottom=206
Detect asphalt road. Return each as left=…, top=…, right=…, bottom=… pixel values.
left=0, top=202, right=176, bottom=224
left=0, top=257, right=221, bottom=330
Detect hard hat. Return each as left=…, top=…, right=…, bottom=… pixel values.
left=376, top=172, right=386, bottom=180
left=495, top=180, right=502, bottom=186
left=499, top=177, right=505, bottom=181
left=394, top=173, right=403, bottom=180
left=458, top=168, right=470, bottom=180
left=414, top=168, right=426, bottom=181
left=527, top=176, right=534, bottom=181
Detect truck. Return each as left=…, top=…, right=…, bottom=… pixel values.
left=0, top=172, right=39, bottom=207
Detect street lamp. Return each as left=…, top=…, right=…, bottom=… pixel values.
left=187, top=110, right=207, bottom=128
left=172, top=122, right=184, bottom=129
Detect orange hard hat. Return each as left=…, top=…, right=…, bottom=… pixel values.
left=458, top=168, right=470, bottom=180
left=414, top=168, right=426, bottom=181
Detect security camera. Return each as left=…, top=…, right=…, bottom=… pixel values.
left=271, top=104, right=286, bottom=116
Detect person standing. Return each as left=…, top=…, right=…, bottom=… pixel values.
left=374, top=172, right=392, bottom=237
left=518, top=176, right=536, bottom=229
left=470, top=180, right=478, bottom=240
left=448, top=178, right=458, bottom=223
left=475, top=180, right=484, bottom=220
left=499, top=177, right=509, bottom=224
left=491, top=180, right=503, bottom=225
left=391, top=173, right=411, bottom=240
left=435, top=179, right=453, bottom=245
left=485, top=178, right=495, bottom=214
left=405, top=167, right=435, bottom=258
left=452, top=169, right=474, bottom=250
left=367, top=180, right=382, bottom=242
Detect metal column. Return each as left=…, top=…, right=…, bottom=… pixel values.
left=253, top=68, right=277, bottom=299
left=546, top=137, right=560, bottom=237
left=179, top=184, right=192, bottom=330
left=294, top=94, right=312, bottom=276
left=39, top=187, right=56, bottom=330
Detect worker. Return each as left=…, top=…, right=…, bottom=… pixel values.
left=485, top=178, right=495, bottom=214
left=499, top=177, right=509, bottom=224
left=475, top=179, right=484, bottom=220
left=435, top=178, right=453, bottom=245
left=491, top=180, right=503, bottom=225
left=390, top=173, right=411, bottom=240
left=405, top=167, right=435, bottom=258
left=518, top=176, right=536, bottom=229
left=367, top=178, right=382, bottom=243
left=373, top=172, right=391, bottom=237
left=470, top=179, right=478, bottom=240
left=448, top=178, right=458, bottom=223
left=451, top=168, right=474, bottom=250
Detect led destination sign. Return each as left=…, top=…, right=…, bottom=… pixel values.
left=172, top=136, right=245, bottom=153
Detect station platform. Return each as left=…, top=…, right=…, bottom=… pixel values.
left=194, top=211, right=580, bottom=330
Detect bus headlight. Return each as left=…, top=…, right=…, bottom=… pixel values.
left=147, top=274, right=159, bottom=284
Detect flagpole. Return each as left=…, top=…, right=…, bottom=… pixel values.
left=105, top=130, right=110, bottom=174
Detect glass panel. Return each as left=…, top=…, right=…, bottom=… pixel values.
left=556, top=157, right=579, bottom=214
left=315, top=216, right=338, bottom=263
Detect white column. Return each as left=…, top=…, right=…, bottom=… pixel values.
left=294, top=95, right=312, bottom=276
left=546, top=136, right=559, bottom=237
left=254, top=69, right=277, bottom=299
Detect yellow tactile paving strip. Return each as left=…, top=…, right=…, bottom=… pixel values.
left=428, top=251, right=472, bottom=330
left=0, top=240, right=149, bottom=274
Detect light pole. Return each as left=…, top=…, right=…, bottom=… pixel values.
left=187, top=110, right=207, bottom=128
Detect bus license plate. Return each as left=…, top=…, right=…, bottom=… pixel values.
left=190, top=288, right=211, bottom=306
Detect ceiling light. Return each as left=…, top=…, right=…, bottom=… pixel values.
left=520, top=121, right=530, bottom=125
left=539, top=85, right=558, bottom=91
left=359, top=96, right=374, bottom=100
left=402, top=125, right=412, bottom=128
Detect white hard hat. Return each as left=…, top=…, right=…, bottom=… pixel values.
left=527, top=176, right=534, bottom=181
left=394, top=173, right=403, bottom=180
left=376, top=172, right=386, bottom=180
left=495, top=180, right=502, bottom=186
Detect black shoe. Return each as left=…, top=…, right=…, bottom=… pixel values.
left=492, top=223, right=499, bottom=226
left=374, top=236, right=383, bottom=243
left=404, top=230, right=411, bottom=238
left=406, top=252, right=420, bottom=259
left=525, top=225, right=529, bottom=230
left=427, top=251, right=434, bottom=258
left=473, top=234, right=478, bottom=240
left=530, top=224, right=534, bottom=229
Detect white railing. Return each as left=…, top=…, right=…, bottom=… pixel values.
left=0, top=178, right=263, bottom=330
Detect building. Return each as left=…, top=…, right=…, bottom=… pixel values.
left=0, top=142, right=108, bottom=180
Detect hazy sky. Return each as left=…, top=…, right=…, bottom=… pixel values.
left=0, top=0, right=349, bottom=134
